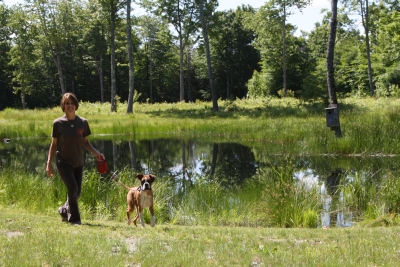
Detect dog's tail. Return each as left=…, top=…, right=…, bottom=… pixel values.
left=110, top=172, right=132, bottom=190
left=96, top=160, right=133, bottom=191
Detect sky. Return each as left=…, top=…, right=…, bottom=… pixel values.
left=217, top=0, right=331, bottom=35
left=2, top=0, right=332, bottom=35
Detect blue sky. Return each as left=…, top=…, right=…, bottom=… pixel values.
left=217, top=0, right=331, bottom=35
left=2, top=0, right=331, bottom=35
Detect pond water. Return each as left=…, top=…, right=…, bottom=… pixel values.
left=2, top=137, right=400, bottom=227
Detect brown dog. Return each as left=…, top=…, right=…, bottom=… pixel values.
left=126, top=174, right=156, bottom=227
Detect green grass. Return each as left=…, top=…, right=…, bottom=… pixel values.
left=2, top=96, right=400, bottom=155
left=2, top=206, right=400, bottom=266
left=2, top=163, right=400, bottom=228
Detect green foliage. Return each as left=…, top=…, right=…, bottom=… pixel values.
left=298, top=61, right=327, bottom=102
left=252, top=166, right=322, bottom=228
left=339, top=171, right=377, bottom=216
left=246, top=70, right=270, bottom=98
left=377, top=175, right=400, bottom=214
left=1, top=0, right=400, bottom=107
left=277, top=89, right=295, bottom=98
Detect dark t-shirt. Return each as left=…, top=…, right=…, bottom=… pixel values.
left=52, top=115, right=91, bottom=168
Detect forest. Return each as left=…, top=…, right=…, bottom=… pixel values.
left=0, top=0, right=399, bottom=110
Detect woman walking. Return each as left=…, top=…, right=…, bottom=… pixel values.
left=46, top=93, right=104, bottom=225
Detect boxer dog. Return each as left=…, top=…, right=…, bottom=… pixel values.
left=126, top=173, right=156, bottom=227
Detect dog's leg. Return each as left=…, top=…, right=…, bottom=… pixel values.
left=127, top=191, right=134, bottom=225
left=137, top=207, right=145, bottom=228
left=126, top=207, right=134, bottom=225
left=150, top=206, right=155, bottom=227
left=139, top=212, right=145, bottom=228
left=133, top=206, right=140, bottom=227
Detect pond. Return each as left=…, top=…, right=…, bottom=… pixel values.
left=2, top=137, right=400, bottom=227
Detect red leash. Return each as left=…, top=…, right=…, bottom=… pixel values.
left=97, top=160, right=132, bottom=190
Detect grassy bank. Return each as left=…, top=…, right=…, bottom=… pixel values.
left=2, top=206, right=400, bottom=267
left=1, top=97, right=400, bottom=154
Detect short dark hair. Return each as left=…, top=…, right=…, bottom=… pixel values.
left=60, top=93, right=79, bottom=112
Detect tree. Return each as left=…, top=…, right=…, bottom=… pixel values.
left=99, top=0, right=124, bottom=112
left=348, top=0, right=375, bottom=95
left=81, top=0, right=108, bottom=103
left=208, top=7, right=259, bottom=99
left=197, top=0, right=218, bottom=111
left=373, top=6, right=400, bottom=95
left=8, top=5, right=37, bottom=109
left=0, top=2, right=15, bottom=109
left=135, top=14, right=179, bottom=102
left=126, top=0, right=135, bottom=113
left=136, top=15, right=160, bottom=103
left=143, top=0, right=199, bottom=102
left=270, top=0, right=312, bottom=97
left=29, top=0, right=79, bottom=95
left=326, top=0, right=342, bottom=137
left=245, top=3, right=310, bottom=98
left=305, top=8, right=362, bottom=100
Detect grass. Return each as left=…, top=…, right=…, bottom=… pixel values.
left=2, top=96, right=400, bottom=154
left=2, top=206, right=400, bottom=266
left=2, top=163, right=400, bottom=228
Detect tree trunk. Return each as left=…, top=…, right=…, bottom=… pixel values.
left=69, top=44, right=76, bottom=94
left=360, top=0, right=374, bottom=95
left=126, top=0, right=135, bottom=114
left=326, top=0, right=342, bottom=138
left=110, top=2, right=117, bottom=112
left=282, top=4, right=287, bottom=97
left=186, top=48, right=192, bottom=102
left=199, top=0, right=218, bottom=111
left=226, top=74, right=230, bottom=99
left=98, top=24, right=105, bottom=103
left=179, top=35, right=185, bottom=102
left=21, top=91, right=26, bottom=109
left=149, top=57, right=153, bottom=103
left=98, top=52, right=104, bottom=103
left=51, top=44, right=66, bottom=95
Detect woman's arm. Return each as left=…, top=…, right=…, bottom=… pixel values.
left=82, top=136, right=104, bottom=161
left=46, top=137, right=57, bottom=177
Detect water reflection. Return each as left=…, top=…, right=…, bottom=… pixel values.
left=2, top=137, right=400, bottom=227
left=88, top=139, right=257, bottom=188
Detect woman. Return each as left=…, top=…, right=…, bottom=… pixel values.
left=46, top=93, right=104, bottom=225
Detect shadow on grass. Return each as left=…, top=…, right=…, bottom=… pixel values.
left=140, top=101, right=359, bottom=120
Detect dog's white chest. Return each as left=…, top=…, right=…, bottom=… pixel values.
left=140, top=192, right=152, bottom=208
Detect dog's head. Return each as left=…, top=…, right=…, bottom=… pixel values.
left=136, top=173, right=156, bottom=191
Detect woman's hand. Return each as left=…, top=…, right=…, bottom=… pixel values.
left=95, top=153, right=105, bottom=162
left=46, top=162, right=54, bottom=177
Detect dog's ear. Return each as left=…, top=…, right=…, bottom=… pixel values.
left=136, top=174, right=144, bottom=180
left=149, top=174, right=156, bottom=182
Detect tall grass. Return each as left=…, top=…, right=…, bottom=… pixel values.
left=0, top=167, right=66, bottom=214
left=4, top=162, right=400, bottom=228
left=0, top=167, right=170, bottom=225
left=168, top=178, right=262, bottom=227
left=251, top=166, right=321, bottom=228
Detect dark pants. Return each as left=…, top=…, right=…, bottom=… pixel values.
left=56, top=161, right=83, bottom=222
